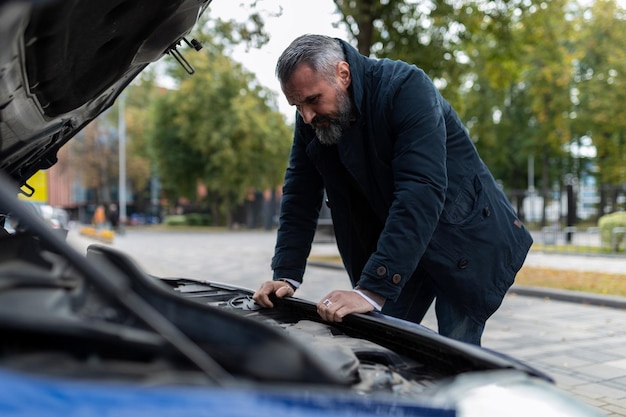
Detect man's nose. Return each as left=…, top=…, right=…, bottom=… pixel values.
left=299, top=107, right=316, bottom=124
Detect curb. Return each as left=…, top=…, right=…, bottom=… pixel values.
left=308, top=261, right=626, bottom=310
left=508, top=285, right=626, bottom=309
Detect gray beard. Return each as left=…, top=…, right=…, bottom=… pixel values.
left=313, top=88, right=353, bottom=146
left=315, top=123, right=344, bottom=146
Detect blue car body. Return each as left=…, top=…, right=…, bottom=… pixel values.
left=0, top=370, right=454, bottom=417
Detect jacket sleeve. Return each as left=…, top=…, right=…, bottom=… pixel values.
left=271, top=118, right=325, bottom=283
left=356, top=69, right=448, bottom=301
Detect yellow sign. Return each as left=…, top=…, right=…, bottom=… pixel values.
left=18, top=170, right=48, bottom=203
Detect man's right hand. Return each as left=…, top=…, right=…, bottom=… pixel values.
left=252, top=280, right=296, bottom=308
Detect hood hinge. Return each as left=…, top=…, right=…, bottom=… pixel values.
left=167, top=37, right=203, bottom=75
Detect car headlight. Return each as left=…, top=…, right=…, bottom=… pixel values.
left=458, top=381, right=602, bottom=417
left=429, top=370, right=604, bottom=417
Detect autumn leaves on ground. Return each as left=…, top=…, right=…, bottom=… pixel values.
left=516, top=266, right=626, bottom=297
left=308, top=255, right=626, bottom=298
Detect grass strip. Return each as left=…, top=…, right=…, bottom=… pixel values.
left=308, top=255, right=626, bottom=298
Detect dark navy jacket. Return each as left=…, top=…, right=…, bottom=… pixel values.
left=271, top=39, right=533, bottom=323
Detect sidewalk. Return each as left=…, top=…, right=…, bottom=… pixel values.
left=523, top=250, right=626, bottom=275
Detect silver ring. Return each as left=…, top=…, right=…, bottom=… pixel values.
left=323, top=299, right=332, bottom=307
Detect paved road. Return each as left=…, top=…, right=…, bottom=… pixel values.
left=68, top=228, right=626, bottom=416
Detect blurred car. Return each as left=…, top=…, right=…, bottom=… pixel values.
left=0, top=1, right=605, bottom=416
left=50, top=206, right=71, bottom=230
left=4, top=201, right=68, bottom=236
left=30, top=202, right=70, bottom=229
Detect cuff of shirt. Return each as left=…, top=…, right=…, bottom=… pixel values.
left=276, top=278, right=300, bottom=290
left=352, top=289, right=383, bottom=311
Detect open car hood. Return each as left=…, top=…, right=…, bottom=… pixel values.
left=0, top=0, right=211, bottom=188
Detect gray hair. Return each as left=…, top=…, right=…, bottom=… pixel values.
left=276, top=34, right=346, bottom=86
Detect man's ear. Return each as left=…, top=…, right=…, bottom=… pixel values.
left=337, top=61, right=351, bottom=86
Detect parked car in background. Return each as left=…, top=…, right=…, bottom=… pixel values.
left=6, top=201, right=68, bottom=236
left=51, top=206, right=71, bottom=229
left=34, top=202, right=70, bottom=230
left=0, top=0, right=605, bottom=416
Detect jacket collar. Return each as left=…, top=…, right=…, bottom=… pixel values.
left=337, top=39, right=366, bottom=119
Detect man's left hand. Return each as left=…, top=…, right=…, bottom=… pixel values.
left=317, top=289, right=380, bottom=322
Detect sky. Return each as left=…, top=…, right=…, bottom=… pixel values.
left=206, top=0, right=349, bottom=120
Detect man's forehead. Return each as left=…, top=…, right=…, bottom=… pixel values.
left=284, top=64, right=319, bottom=87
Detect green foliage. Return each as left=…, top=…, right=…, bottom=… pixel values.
left=573, top=0, right=626, bottom=190
left=185, top=213, right=212, bottom=226
left=147, top=48, right=291, bottom=226
left=163, top=215, right=187, bottom=226
left=162, top=214, right=211, bottom=226
left=147, top=91, right=205, bottom=201
left=598, top=211, right=626, bottom=250
left=123, top=75, right=162, bottom=195
left=464, top=0, right=578, bottom=204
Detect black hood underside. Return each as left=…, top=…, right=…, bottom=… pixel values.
left=0, top=0, right=209, bottom=188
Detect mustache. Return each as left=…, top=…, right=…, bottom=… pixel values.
left=311, top=114, right=339, bottom=128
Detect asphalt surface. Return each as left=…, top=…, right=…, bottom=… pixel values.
left=67, top=227, right=626, bottom=416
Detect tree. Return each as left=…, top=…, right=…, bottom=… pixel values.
left=333, top=1, right=540, bottom=111
left=465, top=0, right=579, bottom=225
left=66, top=71, right=158, bottom=213
left=67, top=119, right=118, bottom=205
left=147, top=89, right=205, bottom=204
left=122, top=74, right=163, bottom=214
left=148, top=47, right=292, bottom=226
left=456, top=0, right=535, bottom=195
left=574, top=0, right=626, bottom=215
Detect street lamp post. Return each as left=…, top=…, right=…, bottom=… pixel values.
left=118, top=92, right=127, bottom=234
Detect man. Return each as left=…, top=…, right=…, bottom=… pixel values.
left=253, top=34, right=533, bottom=345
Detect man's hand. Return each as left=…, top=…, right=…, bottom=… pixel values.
left=253, top=280, right=296, bottom=308
left=317, top=289, right=384, bottom=322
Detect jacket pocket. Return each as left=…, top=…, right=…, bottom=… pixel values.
left=441, top=175, right=483, bottom=225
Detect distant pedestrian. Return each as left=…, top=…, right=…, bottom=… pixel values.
left=92, top=205, right=106, bottom=230
left=108, top=204, right=119, bottom=230
left=253, top=34, right=533, bottom=345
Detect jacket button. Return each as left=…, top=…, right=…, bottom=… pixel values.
left=392, top=274, right=401, bottom=284
left=325, top=199, right=331, bottom=208
left=457, top=258, right=469, bottom=269
left=376, top=266, right=387, bottom=276
left=483, top=207, right=490, bottom=217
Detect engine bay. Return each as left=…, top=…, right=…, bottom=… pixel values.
left=0, top=223, right=551, bottom=401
